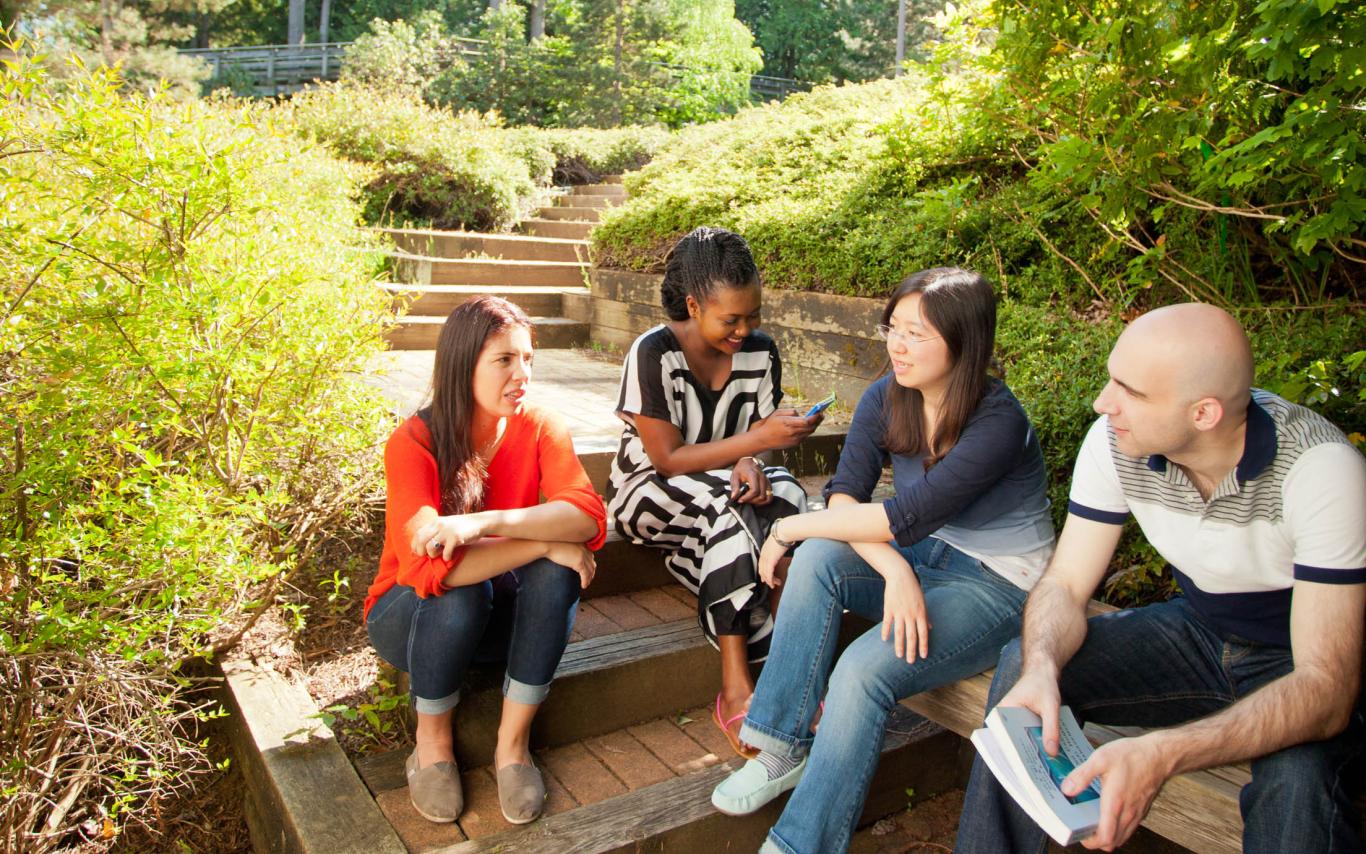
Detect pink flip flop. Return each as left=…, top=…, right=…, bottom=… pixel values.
left=713, top=694, right=760, bottom=760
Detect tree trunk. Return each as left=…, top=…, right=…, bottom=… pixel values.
left=895, top=0, right=906, bottom=76
left=613, top=0, right=624, bottom=124
left=529, top=0, right=545, bottom=39
left=488, top=0, right=501, bottom=10
left=287, top=0, right=305, bottom=45
left=319, top=0, right=331, bottom=43
left=99, top=0, right=115, bottom=63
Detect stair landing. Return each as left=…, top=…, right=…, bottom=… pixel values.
left=364, top=348, right=624, bottom=455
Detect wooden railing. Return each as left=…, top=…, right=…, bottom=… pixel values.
left=181, top=41, right=809, bottom=102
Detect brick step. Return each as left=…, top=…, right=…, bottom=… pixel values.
left=555, top=194, right=616, bottom=209
left=535, top=206, right=602, bottom=223
left=355, top=703, right=959, bottom=853
left=386, top=316, right=589, bottom=350
left=599, top=175, right=624, bottom=185
left=381, top=284, right=587, bottom=318
left=517, top=219, right=595, bottom=240
left=448, top=610, right=716, bottom=769
left=390, top=255, right=589, bottom=288
left=377, top=228, right=589, bottom=263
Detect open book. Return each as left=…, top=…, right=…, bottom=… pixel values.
left=970, top=704, right=1102, bottom=846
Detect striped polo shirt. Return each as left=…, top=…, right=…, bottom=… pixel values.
left=1068, top=390, right=1366, bottom=647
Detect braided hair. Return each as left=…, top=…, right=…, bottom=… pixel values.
left=659, top=227, right=760, bottom=320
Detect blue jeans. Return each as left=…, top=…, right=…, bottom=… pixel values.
left=739, top=537, right=1029, bottom=854
left=955, top=597, right=1366, bottom=854
left=366, top=558, right=580, bottom=714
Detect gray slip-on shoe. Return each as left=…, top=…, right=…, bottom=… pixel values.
left=496, top=762, right=546, bottom=824
left=405, top=751, right=463, bottom=823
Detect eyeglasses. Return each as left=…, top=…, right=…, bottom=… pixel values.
left=875, top=324, right=941, bottom=346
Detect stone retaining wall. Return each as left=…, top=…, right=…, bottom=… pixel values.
left=589, top=269, right=887, bottom=405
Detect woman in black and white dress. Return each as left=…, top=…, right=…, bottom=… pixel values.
left=607, top=227, right=822, bottom=757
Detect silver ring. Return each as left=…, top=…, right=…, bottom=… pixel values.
left=429, top=538, right=442, bottom=551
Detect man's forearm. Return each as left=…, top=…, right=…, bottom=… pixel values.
left=1019, top=576, right=1091, bottom=677
left=1146, top=664, right=1355, bottom=778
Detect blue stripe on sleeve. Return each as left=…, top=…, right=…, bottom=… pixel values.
left=1294, top=564, right=1366, bottom=584
left=1067, top=500, right=1129, bottom=525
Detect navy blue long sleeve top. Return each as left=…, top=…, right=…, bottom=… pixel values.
left=823, top=375, right=1055, bottom=584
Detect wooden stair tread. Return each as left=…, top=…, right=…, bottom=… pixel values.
left=359, top=703, right=953, bottom=854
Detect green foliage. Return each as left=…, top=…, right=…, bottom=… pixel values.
left=961, top=0, right=1364, bottom=304
left=11, top=0, right=215, bottom=97
left=592, top=74, right=1075, bottom=299
left=349, top=0, right=760, bottom=129
left=341, top=11, right=457, bottom=92
left=1, top=53, right=390, bottom=848
left=284, top=82, right=669, bottom=228
left=287, top=82, right=534, bottom=229
left=735, top=0, right=941, bottom=82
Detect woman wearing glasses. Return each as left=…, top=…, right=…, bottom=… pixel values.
left=710, top=268, right=1056, bottom=854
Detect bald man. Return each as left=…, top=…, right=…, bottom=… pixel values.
left=956, top=304, right=1366, bottom=854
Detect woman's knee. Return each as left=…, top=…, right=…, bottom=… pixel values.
left=519, top=557, right=582, bottom=610
left=788, top=538, right=858, bottom=591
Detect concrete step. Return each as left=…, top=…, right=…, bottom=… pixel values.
left=387, top=316, right=589, bottom=350
left=536, top=206, right=602, bottom=223
left=391, top=255, right=589, bottom=288
left=518, top=219, right=595, bottom=240
left=570, top=182, right=626, bottom=197
left=381, top=284, right=587, bottom=318
left=377, top=228, right=589, bottom=263
left=557, top=194, right=616, bottom=209
left=355, top=701, right=959, bottom=853
left=600, top=174, right=625, bottom=185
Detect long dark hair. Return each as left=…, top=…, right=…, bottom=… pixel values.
left=881, top=268, right=997, bottom=467
left=659, top=226, right=760, bottom=320
left=422, top=296, right=533, bottom=515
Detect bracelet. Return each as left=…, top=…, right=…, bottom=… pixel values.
left=770, top=518, right=797, bottom=550
left=739, top=455, right=765, bottom=470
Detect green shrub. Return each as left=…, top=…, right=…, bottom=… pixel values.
left=1, top=56, right=391, bottom=849
left=286, top=82, right=535, bottom=229
left=284, top=82, right=671, bottom=229
left=592, top=74, right=1081, bottom=300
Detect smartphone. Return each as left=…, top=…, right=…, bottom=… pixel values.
left=803, top=393, right=836, bottom=419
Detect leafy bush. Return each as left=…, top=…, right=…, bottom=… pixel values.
left=591, top=74, right=1077, bottom=300
left=341, top=11, right=458, bottom=92
left=287, top=82, right=535, bottom=229
left=1, top=55, right=391, bottom=850
left=285, top=82, right=671, bottom=229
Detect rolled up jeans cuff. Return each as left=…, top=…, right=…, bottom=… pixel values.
left=412, top=688, right=460, bottom=716
left=504, top=674, right=551, bottom=705
left=739, top=719, right=811, bottom=759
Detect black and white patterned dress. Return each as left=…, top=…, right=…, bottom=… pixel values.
left=607, top=325, right=806, bottom=662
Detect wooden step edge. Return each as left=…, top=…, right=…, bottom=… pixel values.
left=220, top=658, right=407, bottom=854
left=428, top=704, right=956, bottom=854
left=386, top=252, right=589, bottom=269
left=374, top=226, right=590, bottom=246
left=380, top=282, right=589, bottom=295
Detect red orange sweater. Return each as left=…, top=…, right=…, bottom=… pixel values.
left=363, top=402, right=607, bottom=619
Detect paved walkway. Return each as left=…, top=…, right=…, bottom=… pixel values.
left=365, top=349, right=626, bottom=454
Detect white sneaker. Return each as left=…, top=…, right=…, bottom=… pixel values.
left=710, top=756, right=807, bottom=816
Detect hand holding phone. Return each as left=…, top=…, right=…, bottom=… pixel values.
left=804, top=393, right=836, bottom=419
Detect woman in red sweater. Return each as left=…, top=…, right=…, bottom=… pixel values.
left=364, top=296, right=606, bottom=826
